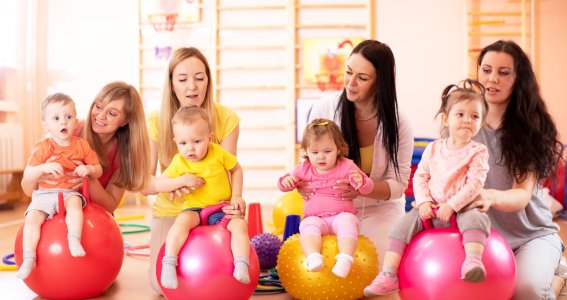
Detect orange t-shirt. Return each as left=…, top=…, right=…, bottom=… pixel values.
left=28, top=136, right=100, bottom=190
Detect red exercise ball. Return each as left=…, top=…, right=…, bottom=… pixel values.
left=14, top=181, right=124, bottom=299
left=156, top=220, right=260, bottom=300
left=398, top=220, right=516, bottom=300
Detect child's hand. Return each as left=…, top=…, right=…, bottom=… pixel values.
left=348, top=171, right=363, bottom=190
left=436, top=203, right=455, bottom=222
left=42, top=162, right=64, bottom=177
left=74, top=165, right=91, bottom=177
left=228, top=196, right=246, bottom=218
left=418, top=201, right=436, bottom=220
left=281, top=176, right=299, bottom=189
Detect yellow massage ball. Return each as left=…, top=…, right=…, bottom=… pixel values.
left=277, top=234, right=379, bottom=300
left=272, top=191, right=304, bottom=235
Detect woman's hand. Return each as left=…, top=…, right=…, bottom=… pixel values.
left=334, top=178, right=360, bottom=200
left=464, top=189, right=494, bottom=213
left=169, top=174, right=206, bottom=201
left=66, top=159, right=86, bottom=190
left=35, top=155, right=64, bottom=186
left=296, top=180, right=313, bottom=200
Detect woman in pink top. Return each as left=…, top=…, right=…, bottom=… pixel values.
left=21, top=81, right=152, bottom=213
left=364, top=79, right=491, bottom=296
left=279, top=119, right=373, bottom=278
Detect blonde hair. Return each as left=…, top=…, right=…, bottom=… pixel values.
left=300, top=118, right=349, bottom=160
left=158, top=47, right=215, bottom=170
left=41, top=93, right=76, bottom=120
left=84, top=81, right=151, bottom=192
left=172, top=106, right=210, bottom=130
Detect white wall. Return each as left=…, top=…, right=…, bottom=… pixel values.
left=377, top=0, right=466, bottom=139
left=36, top=0, right=567, bottom=146
left=46, top=0, right=139, bottom=117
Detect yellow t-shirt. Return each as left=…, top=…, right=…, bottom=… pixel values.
left=148, top=102, right=240, bottom=217
left=157, top=143, right=237, bottom=213
left=360, top=144, right=374, bottom=175
left=147, top=102, right=240, bottom=144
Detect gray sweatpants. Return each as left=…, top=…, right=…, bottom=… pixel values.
left=389, top=208, right=491, bottom=245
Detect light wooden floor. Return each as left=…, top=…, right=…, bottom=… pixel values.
left=1, top=199, right=566, bottom=300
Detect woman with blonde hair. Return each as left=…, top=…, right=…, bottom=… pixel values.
left=22, top=80, right=152, bottom=213
left=145, top=47, right=241, bottom=294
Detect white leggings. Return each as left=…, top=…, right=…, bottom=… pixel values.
left=356, top=199, right=405, bottom=270
left=513, top=233, right=564, bottom=300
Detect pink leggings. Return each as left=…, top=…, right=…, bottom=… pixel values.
left=299, top=212, right=360, bottom=240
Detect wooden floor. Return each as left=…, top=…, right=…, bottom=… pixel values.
left=1, top=199, right=566, bottom=300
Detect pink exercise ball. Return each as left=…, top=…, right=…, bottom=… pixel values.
left=156, top=221, right=260, bottom=300
left=398, top=225, right=516, bottom=300
left=14, top=183, right=124, bottom=299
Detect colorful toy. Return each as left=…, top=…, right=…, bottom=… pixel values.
left=398, top=218, right=516, bottom=300
left=277, top=234, right=378, bottom=300
left=272, top=191, right=304, bottom=235
left=14, top=182, right=124, bottom=299
left=156, top=220, right=260, bottom=300
left=251, top=233, right=282, bottom=270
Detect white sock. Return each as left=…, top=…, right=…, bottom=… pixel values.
left=233, top=256, right=250, bottom=284
left=68, top=234, right=86, bottom=257
left=305, top=253, right=324, bottom=272
left=161, top=255, right=179, bottom=289
left=16, top=251, right=36, bottom=279
left=332, top=253, right=354, bottom=278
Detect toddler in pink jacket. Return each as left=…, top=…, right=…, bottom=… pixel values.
left=365, top=79, right=491, bottom=296
left=279, top=119, right=373, bottom=278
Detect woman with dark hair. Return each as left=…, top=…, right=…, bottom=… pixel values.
left=308, top=40, right=414, bottom=269
left=469, top=40, right=565, bottom=299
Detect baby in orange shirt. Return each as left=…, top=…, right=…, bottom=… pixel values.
left=17, top=93, right=102, bottom=279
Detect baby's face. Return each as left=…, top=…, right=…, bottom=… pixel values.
left=306, top=133, right=339, bottom=174
left=172, top=118, right=212, bottom=162
left=43, top=102, right=77, bottom=146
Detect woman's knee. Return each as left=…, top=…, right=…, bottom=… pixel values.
left=514, top=272, right=554, bottom=300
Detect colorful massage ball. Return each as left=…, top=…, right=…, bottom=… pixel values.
left=251, top=233, right=282, bottom=270
left=277, top=234, right=378, bottom=300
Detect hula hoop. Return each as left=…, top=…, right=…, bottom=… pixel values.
left=114, top=214, right=145, bottom=221
left=125, top=244, right=150, bottom=257
left=255, top=268, right=284, bottom=294
left=2, top=253, right=15, bottom=265
left=119, top=223, right=150, bottom=234
left=1, top=253, right=17, bottom=272
left=0, top=265, right=17, bottom=271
